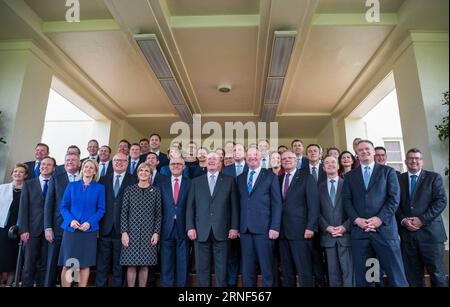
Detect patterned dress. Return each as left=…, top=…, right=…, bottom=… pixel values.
left=120, top=184, right=162, bottom=266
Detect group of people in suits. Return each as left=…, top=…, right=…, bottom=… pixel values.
left=0, top=134, right=448, bottom=288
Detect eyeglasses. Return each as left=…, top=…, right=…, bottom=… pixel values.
left=406, top=157, right=422, bottom=161
left=170, top=163, right=184, bottom=166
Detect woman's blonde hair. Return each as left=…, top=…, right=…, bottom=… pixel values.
left=80, top=159, right=99, bottom=182
left=136, top=162, right=153, bottom=176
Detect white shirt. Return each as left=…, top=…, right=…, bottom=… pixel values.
left=282, top=169, right=296, bottom=192
left=261, top=156, right=269, bottom=169
left=39, top=175, right=51, bottom=191
left=113, top=172, right=126, bottom=187
left=309, top=163, right=320, bottom=175
left=247, top=166, right=262, bottom=188
left=408, top=169, right=422, bottom=186
left=327, top=176, right=340, bottom=195
left=67, top=171, right=80, bottom=182
left=152, top=150, right=161, bottom=156
left=151, top=169, right=158, bottom=185
left=360, top=161, right=376, bottom=179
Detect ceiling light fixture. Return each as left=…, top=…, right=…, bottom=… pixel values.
left=217, top=84, right=232, bottom=93
left=261, top=30, right=296, bottom=122
left=134, top=33, right=192, bottom=123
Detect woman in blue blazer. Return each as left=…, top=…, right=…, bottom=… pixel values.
left=58, top=160, right=105, bottom=287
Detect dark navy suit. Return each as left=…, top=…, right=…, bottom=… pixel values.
left=397, top=170, right=448, bottom=287
left=160, top=175, right=191, bottom=287
left=96, top=172, right=135, bottom=287
left=342, top=163, right=408, bottom=287
left=237, top=168, right=282, bottom=287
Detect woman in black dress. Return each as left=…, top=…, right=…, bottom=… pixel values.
left=0, top=163, right=28, bottom=286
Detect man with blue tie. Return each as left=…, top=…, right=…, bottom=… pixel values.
left=19, top=156, right=56, bottom=287
left=291, top=139, right=309, bottom=170
left=397, top=148, right=448, bottom=287
left=80, top=139, right=100, bottom=164
left=25, top=143, right=50, bottom=180
left=43, top=153, right=80, bottom=287
left=98, top=145, right=113, bottom=178
left=223, top=143, right=248, bottom=286
left=319, top=156, right=353, bottom=287
left=342, top=140, right=408, bottom=287
left=279, top=150, right=319, bottom=287
left=160, top=157, right=191, bottom=287
left=237, top=147, right=282, bottom=287
left=128, top=143, right=143, bottom=177
left=186, top=152, right=239, bottom=287
left=96, top=153, right=134, bottom=287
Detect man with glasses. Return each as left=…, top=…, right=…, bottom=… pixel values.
left=397, top=148, right=448, bottom=287
left=374, top=146, right=400, bottom=175
left=96, top=153, right=135, bottom=287
left=160, top=157, right=191, bottom=287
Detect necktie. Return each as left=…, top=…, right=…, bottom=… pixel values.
left=130, top=161, right=136, bottom=174
left=330, top=179, right=336, bottom=207
left=69, top=174, right=76, bottom=182
left=236, top=164, right=243, bottom=176
left=34, top=161, right=41, bottom=178
left=173, top=178, right=180, bottom=205
left=209, top=174, right=216, bottom=196
left=363, top=166, right=371, bottom=189
left=296, top=158, right=302, bottom=169
left=100, top=163, right=106, bottom=177
left=410, top=175, right=418, bottom=198
left=283, top=173, right=290, bottom=199
left=42, top=179, right=49, bottom=199
left=114, top=175, right=121, bottom=197
left=312, top=166, right=318, bottom=182
left=247, top=170, right=256, bottom=194
left=262, top=158, right=267, bottom=169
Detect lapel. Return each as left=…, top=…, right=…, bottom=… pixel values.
left=177, top=178, right=187, bottom=206
left=354, top=166, right=366, bottom=192
left=250, top=168, right=266, bottom=196
left=284, top=170, right=299, bottom=200
left=411, top=170, right=426, bottom=201
left=367, top=164, right=382, bottom=191
left=320, top=180, right=334, bottom=209
left=32, top=177, right=44, bottom=201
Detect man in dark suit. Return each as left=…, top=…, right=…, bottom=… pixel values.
left=291, top=139, right=309, bottom=170
left=222, top=143, right=248, bottom=286
left=54, top=145, right=81, bottom=175
left=145, top=152, right=166, bottom=188
left=186, top=152, right=239, bottom=287
left=19, top=156, right=56, bottom=287
left=237, top=147, right=282, bottom=287
left=279, top=150, right=319, bottom=287
left=98, top=145, right=113, bottom=179
left=160, top=157, right=191, bottom=287
left=43, top=153, right=80, bottom=287
left=24, top=143, right=50, bottom=179
left=397, top=148, right=448, bottom=287
left=342, top=140, right=408, bottom=287
left=80, top=139, right=100, bottom=164
left=139, top=138, right=150, bottom=161
left=319, top=155, right=353, bottom=287
left=127, top=143, right=145, bottom=177
left=306, top=143, right=327, bottom=286
left=96, top=153, right=134, bottom=287
left=374, top=146, right=401, bottom=175
left=150, top=133, right=169, bottom=169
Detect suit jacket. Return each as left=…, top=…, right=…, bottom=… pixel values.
left=296, top=156, right=310, bottom=170
left=237, top=168, right=282, bottom=234
left=81, top=156, right=100, bottom=165
left=98, top=161, right=114, bottom=179
left=342, top=163, right=400, bottom=240
left=152, top=171, right=166, bottom=189
left=24, top=161, right=38, bottom=179
left=319, top=178, right=351, bottom=247
left=279, top=170, right=319, bottom=240
left=18, top=178, right=45, bottom=237
left=127, top=156, right=146, bottom=176
left=43, top=171, right=70, bottom=237
left=158, top=152, right=170, bottom=170
left=223, top=163, right=249, bottom=179
left=60, top=181, right=106, bottom=233
left=397, top=170, right=447, bottom=243
left=99, top=172, right=135, bottom=237
left=303, top=163, right=327, bottom=185
left=160, top=176, right=191, bottom=239
left=186, top=173, right=239, bottom=242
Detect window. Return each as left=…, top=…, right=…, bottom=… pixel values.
left=384, top=140, right=404, bottom=172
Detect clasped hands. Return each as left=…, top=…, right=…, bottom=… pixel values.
left=326, top=226, right=346, bottom=237
left=70, top=220, right=90, bottom=232
left=355, top=217, right=382, bottom=232
left=402, top=217, right=423, bottom=232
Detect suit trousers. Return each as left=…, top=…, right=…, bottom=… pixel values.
left=44, top=236, right=62, bottom=287
left=195, top=230, right=228, bottom=287
left=160, top=221, right=189, bottom=287
left=96, top=234, right=123, bottom=287
left=324, top=242, right=354, bottom=287
left=23, top=233, right=48, bottom=287
left=401, top=239, right=448, bottom=287
left=279, top=238, right=313, bottom=287
left=352, top=234, right=408, bottom=287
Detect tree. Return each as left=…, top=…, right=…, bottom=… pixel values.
left=435, top=91, right=449, bottom=176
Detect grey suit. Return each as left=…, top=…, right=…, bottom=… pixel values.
left=319, top=178, right=354, bottom=287
left=186, top=172, right=239, bottom=287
